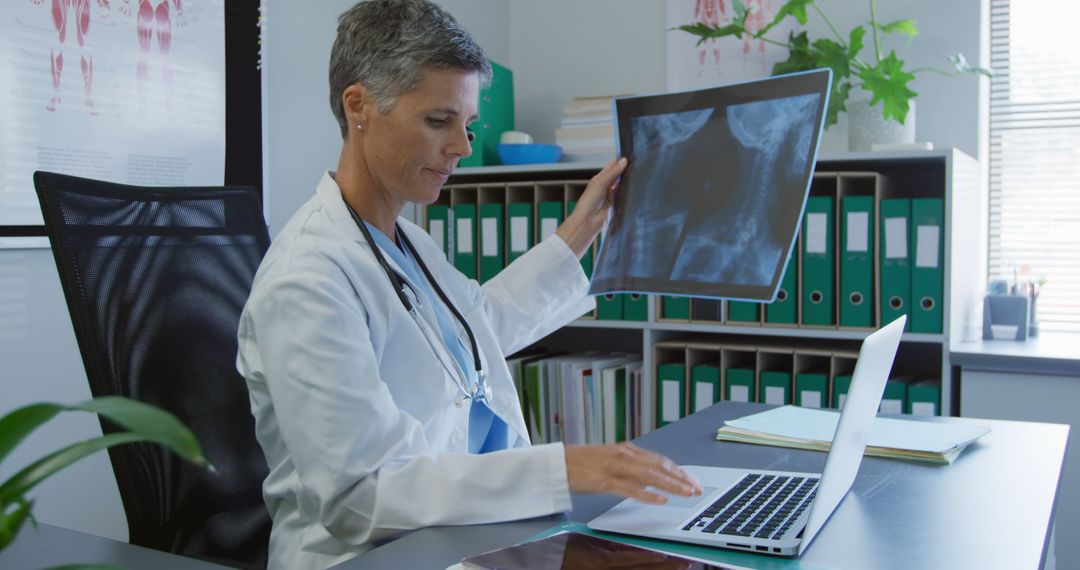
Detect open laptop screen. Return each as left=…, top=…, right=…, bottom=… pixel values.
left=589, top=69, right=831, bottom=301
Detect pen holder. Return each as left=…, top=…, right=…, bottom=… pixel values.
left=982, top=295, right=1030, bottom=341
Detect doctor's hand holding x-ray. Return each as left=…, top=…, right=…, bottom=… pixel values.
left=236, top=1, right=700, bottom=569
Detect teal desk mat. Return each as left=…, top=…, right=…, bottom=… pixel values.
left=528, top=520, right=835, bottom=570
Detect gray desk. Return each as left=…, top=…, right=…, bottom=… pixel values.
left=953, top=332, right=1080, bottom=569
left=0, top=522, right=234, bottom=569
left=952, top=333, right=1080, bottom=376
left=339, top=402, right=1068, bottom=570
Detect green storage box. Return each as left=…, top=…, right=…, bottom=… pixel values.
left=459, top=59, right=513, bottom=167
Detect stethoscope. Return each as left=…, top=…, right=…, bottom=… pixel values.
left=344, top=200, right=489, bottom=407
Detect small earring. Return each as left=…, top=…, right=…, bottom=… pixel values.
left=357, top=123, right=364, bottom=131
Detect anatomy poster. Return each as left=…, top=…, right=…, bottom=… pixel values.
left=0, top=0, right=225, bottom=232
left=666, top=0, right=796, bottom=91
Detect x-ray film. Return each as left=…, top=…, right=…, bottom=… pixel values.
left=589, top=69, right=831, bottom=302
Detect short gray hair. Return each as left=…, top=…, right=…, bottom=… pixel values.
left=329, top=0, right=492, bottom=138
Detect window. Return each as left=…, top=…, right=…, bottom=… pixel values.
left=988, top=0, right=1080, bottom=332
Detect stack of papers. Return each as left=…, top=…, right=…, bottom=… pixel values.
left=715, top=406, right=991, bottom=465
left=555, top=94, right=627, bottom=162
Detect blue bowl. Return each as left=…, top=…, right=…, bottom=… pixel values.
left=497, top=143, right=562, bottom=165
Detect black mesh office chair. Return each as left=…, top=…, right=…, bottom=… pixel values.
left=34, top=171, right=273, bottom=569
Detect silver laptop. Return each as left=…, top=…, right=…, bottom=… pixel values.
left=588, top=315, right=906, bottom=557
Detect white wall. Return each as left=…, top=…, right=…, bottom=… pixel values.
left=509, top=0, right=987, bottom=160
left=0, top=249, right=127, bottom=541
left=0, top=0, right=510, bottom=544
left=263, top=0, right=511, bottom=236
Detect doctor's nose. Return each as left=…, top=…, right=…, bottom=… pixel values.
left=450, top=127, right=474, bottom=159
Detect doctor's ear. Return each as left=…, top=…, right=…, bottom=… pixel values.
left=341, top=84, right=373, bottom=130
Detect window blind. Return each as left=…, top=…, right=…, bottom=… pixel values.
left=988, top=0, right=1080, bottom=332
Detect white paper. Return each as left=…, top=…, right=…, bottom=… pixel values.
left=911, top=402, right=937, bottom=416
left=729, top=385, right=750, bottom=403
left=510, top=217, right=528, bottom=252
left=879, top=399, right=903, bottom=415
left=694, top=382, right=714, bottom=413
left=846, top=211, right=869, bottom=252
left=541, top=218, right=558, bottom=241
left=915, top=225, right=940, bottom=268
left=884, top=217, right=908, bottom=259
left=456, top=218, right=473, bottom=254
left=765, top=386, right=786, bottom=406
left=428, top=220, right=445, bottom=253
left=723, top=405, right=991, bottom=453
left=481, top=218, right=497, bottom=257
left=662, top=380, right=680, bottom=422
left=800, top=390, right=822, bottom=409
left=806, top=213, right=828, bottom=254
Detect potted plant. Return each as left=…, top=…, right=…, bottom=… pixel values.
left=677, top=0, right=992, bottom=148
left=0, top=396, right=207, bottom=567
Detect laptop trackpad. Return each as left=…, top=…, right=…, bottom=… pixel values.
left=660, top=487, right=717, bottom=508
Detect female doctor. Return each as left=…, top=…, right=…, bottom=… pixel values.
left=237, top=1, right=702, bottom=568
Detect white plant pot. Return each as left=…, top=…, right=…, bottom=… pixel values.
left=847, top=98, right=915, bottom=151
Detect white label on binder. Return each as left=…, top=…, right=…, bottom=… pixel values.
left=765, top=386, right=786, bottom=406
left=915, top=225, right=940, bottom=268
left=510, top=217, right=528, bottom=252
left=879, top=399, right=903, bottom=414
left=729, top=385, right=750, bottom=403
left=800, top=390, right=822, bottom=408
left=884, top=217, right=908, bottom=259
left=806, top=213, right=827, bottom=254
left=456, top=218, right=473, bottom=254
left=541, top=218, right=558, bottom=241
left=481, top=218, right=497, bottom=257
left=846, top=211, right=869, bottom=252
left=429, top=220, right=445, bottom=253
left=662, top=380, right=680, bottom=422
left=838, top=394, right=847, bottom=409
left=694, top=382, right=714, bottom=413
left=911, top=401, right=936, bottom=416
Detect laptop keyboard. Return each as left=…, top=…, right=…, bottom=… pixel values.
left=680, top=473, right=819, bottom=540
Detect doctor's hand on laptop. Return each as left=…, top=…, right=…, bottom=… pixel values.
left=565, top=443, right=703, bottom=504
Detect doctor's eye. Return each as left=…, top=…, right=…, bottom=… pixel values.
left=466, top=128, right=476, bottom=143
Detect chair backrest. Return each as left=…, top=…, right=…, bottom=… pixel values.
left=34, top=171, right=272, bottom=569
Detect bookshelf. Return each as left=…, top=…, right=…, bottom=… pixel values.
left=436, top=148, right=983, bottom=417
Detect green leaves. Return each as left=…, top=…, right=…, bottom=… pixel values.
left=874, top=18, right=919, bottom=42
left=0, top=498, right=33, bottom=551
left=771, top=31, right=817, bottom=76
left=0, top=397, right=207, bottom=557
left=676, top=22, right=747, bottom=46
left=758, top=0, right=815, bottom=38
left=859, top=50, right=918, bottom=123
left=849, top=26, right=866, bottom=60
left=673, top=0, right=983, bottom=128
left=826, top=81, right=854, bottom=129
left=950, top=53, right=994, bottom=78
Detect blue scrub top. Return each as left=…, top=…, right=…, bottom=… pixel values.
left=365, top=222, right=508, bottom=454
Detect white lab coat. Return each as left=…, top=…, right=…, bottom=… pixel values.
left=237, top=172, right=595, bottom=570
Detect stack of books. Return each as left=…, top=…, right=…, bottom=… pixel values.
left=555, top=94, right=626, bottom=162
left=506, top=351, right=647, bottom=445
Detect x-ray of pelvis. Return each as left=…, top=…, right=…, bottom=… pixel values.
left=592, top=92, right=821, bottom=299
